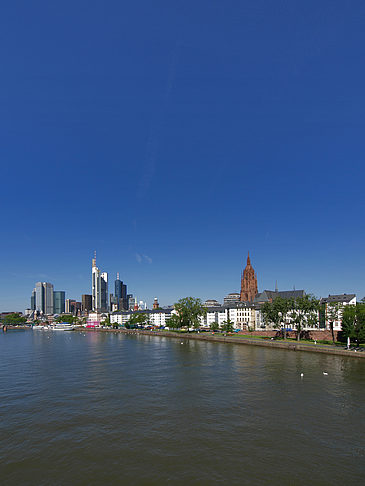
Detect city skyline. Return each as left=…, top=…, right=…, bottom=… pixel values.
left=14, top=250, right=365, bottom=313
left=1, top=1, right=365, bottom=311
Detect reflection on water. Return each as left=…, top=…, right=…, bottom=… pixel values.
left=0, top=331, right=364, bottom=485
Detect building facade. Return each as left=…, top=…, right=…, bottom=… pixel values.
left=110, top=309, right=174, bottom=327
left=320, top=294, right=356, bottom=331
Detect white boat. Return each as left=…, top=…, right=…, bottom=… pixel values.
left=32, top=325, right=45, bottom=330
left=52, top=323, right=75, bottom=331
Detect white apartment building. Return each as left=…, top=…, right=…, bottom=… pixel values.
left=320, top=294, right=356, bottom=331
left=110, top=309, right=174, bottom=327
left=199, top=304, right=256, bottom=330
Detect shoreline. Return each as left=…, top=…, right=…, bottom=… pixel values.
left=78, top=327, right=365, bottom=359
left=4, top=325, right=364, bottom=358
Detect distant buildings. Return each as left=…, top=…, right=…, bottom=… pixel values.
left=203, top=299, right=221, bottom=307
left=25, top=251, right=359, bottom=335
left=224, top=293, right=240, bottom=305
left=113, top=273, right=128, bottom=310
left=254, top=289, right=305, bottom=304
left=82, top=294, right=92, bottom=312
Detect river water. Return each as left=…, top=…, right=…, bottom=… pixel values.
left=0, top=330, right=364, bottom=485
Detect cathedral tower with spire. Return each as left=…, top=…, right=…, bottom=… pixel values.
left=240, top=252, right=258, bottom=302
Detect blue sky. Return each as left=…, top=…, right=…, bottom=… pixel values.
left=1, top=0, right=364, bottom=311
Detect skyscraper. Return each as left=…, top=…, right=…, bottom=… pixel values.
left=114, top=273, right=128, bottom=310
left=92, top=253, right=108, bottom=311
left=35, top=282, right=54, bottom=314
left=35, top=282, right=44, bottom=313
left=53, top=291, right=65, bottom=314
left=240, top=252, right=258, bottom=302
left=101, top=272, right=108, bottom=311
left=115, top=273, right=122, bottom=301
left=31, top=288, right=36, bottom=311
left=92, top=252, right=101, bottom=311
left=82, top=294, right=92, bottom=312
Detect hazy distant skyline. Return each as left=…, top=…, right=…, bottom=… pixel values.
left=1, top=0, right=365, bottom=311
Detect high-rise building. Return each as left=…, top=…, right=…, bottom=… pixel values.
left=115, top=273, right=122, bottom=301
left=127, top=294, right=135, bottom=310
left=153, top=298, right=159, bottom=309
left=114, top=273, right=128, bottom=310
left=34, top=282, right=54, bottom=314
left=65, top=299, right=76, bottom=314
left=101, top=272, right=108, bottom=311
left=43, top=283, right=54, bottom=314
left=31, top=288, right=36, bottom=311
left=82, top=294, right=92, bottom=312
left=92, top=253, right=108, bottom=311
left=35, top=282, right=44, bottom=313
left=109, top=294, right=118, bottom=312
left=53, top=291, right=65, bottom=314
left=122, top=284, right=127, bottom=309
left=240, top=253, right=258, bottom=302
left=92, top=252, right=101, bottom=311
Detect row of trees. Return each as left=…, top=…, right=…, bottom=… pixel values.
left=261, top=295, right=320, bottom=341
left=342, top=303, right=365, bottom=347
left=261, top=295, right=365, bottom=344
left=1, top=313, right=27, bottom=325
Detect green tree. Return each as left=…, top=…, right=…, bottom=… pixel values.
left=289, top=295, right=320, bottom=341
left=55, top=314, right=76, bottom=324
left=2, top=313, right=27, bottom=325
left=342, top=305, right=356, bottom=347
left=210, top=320, right=219, bottom=331
left=126, top=313, right=149, bottom=328
left=173, top=297, right=206, bottom=331
left=221, top=319, right=234, bottom=333
left=168, top=314, right=183, bottom=330
left=342, top=303, right=365, bottom=347
left=261, top=297, right=291, bottom=339
left=326, top=302, right=343, bottom=344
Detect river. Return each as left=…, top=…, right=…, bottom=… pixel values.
left=0, top=330, right=364, bottom=485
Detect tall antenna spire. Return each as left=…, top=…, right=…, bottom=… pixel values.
left=247, top=251, right=251, bottom=265
left=117, top=272, right=119, bottom=280
left=92, top=250, right=97, bottom=267
left=275, top=280, right=278, bottom=292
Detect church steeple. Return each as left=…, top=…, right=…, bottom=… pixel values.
left=240, top=252, right=258, bottom=302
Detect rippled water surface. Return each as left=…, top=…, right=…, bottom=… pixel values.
left=1, top=330, right=364, bottom=485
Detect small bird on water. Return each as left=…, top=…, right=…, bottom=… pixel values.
left=323, top=372, right=328, bottom=375
left=300, top=373, right=304, bottom=378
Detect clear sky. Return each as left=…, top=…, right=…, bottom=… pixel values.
left=1, top=0, right=364, bottom=311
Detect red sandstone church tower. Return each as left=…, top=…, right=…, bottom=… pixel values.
left=240, top=252, right=258, bottom=302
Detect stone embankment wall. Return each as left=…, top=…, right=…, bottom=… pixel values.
left=83, top=328, right=364, bottom=359
left=241, top=330, right=339, bottom=341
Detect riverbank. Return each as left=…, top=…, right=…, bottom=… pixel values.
left=77, top=327, right=365, bottom=359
